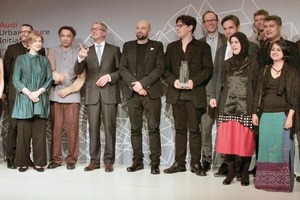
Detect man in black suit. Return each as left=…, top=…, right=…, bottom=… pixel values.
left=119, top=20, right=164, bottom=175
left=163, top=15, right=213, bottom=176
left=199, top=10, right=227, bottom=172
left=4, top=24, right=45, bottom=169
left=75, top=21, right=121, bottom=172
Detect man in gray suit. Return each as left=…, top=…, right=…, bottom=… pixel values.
left=199, top=10, right=227, bottom=172
left=119, top=20, right=164, bottom=175
left=75, top=21, right=121, bottom=172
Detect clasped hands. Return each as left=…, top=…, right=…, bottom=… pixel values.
left=174, top=79, right=193, bottom=89
left=23, top=88, right=45, bottom=103
left=132, top=81, right=147, bottom=96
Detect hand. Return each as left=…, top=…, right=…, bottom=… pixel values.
left=173, top=79, right=181, bottom=89
left=28, top=90, right=41, bottom=102
left=187, top=79, right=194, bottom=89
left=96, top=75, right=109, bottom=87
left=78, top=43, right=89, bottom=59
left=209, top=99, right=217, bottom=108
left=284, top=116, right=293, bottom=129
left=132, top=81, right=143, bottom=93
left=138, top=88, right=148, bottom=96
left=252, top=114, right=259, bottom=126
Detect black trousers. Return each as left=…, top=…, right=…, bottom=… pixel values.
left=6, top=100, right=18, bottom=160
left=172, top=100, right=205, bottom=166
left=15, top=118, right=47, bottom=167
left=127, top=94, right=162, bottom=165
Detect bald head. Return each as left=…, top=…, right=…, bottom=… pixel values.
left=136, top=20, right=151, bottom=43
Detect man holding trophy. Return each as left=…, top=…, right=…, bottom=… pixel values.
left=163, top=15, right=213, bottom=176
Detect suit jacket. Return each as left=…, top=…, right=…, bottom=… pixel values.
left=4, top=42, right=45, bottom=101
left=210, top=41, right=258, bottom=101
left=74, top=42, right=121, bottom=105
left=119, top=39, right=165, bottom=99
left=163, top=38, right=213, bottom=108
left=199, top=32, right=227, bottom=98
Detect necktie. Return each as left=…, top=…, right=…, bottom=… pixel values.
left=210, top=37, right=216, bottom=62
left=97, top=44, right=102, bottom=65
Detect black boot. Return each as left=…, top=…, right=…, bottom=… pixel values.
left=241, top=157, right=251, bottom=186
left=223, top=155, right=235, bottom=185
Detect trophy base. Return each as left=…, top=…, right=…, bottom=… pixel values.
left=179, top=83, right=189, bottom=88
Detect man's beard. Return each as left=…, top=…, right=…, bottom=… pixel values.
left=136, top=34, right=148, bottom=40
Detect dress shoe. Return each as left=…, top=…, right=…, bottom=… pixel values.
left=214, top=163, right=228, bottom=177
left=34, top=166, right=45, bottom=172
left=191, top=164, right=207, bottom=176
left=7, top=159, right=17, bottom=169
left=202, top=161, right=211, bottom=172
left=126, top=163, right=144, bottom=172
left=151, top=165, right=160, bottom=175
left=222, top=175, right=235, bottom=185
left=163, top=162, right=186, bottom=174
left=67, top=163, right=76, bottom=170
left=104, top=163, right=113, bottom=172
left=47, top=162, right=62, bottom=169
left=18, top=166, right=28, bottom=172
left=241, top=180, right=250, bottom=186
left=84, top=163, right=100, bottom=171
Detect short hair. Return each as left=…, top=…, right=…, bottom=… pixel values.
left=264, top=15, right=282, bottom=26
left=25, top=31, right=44, bottom=47
left=202, top=10, right=218, bottom=22
left=92, top=21, right=107, bottom=32
left=58, top=26, right=76, bottom=37
left=176, top=15, right=197, bottom=34
left=22, top=24, right=33, bottom=31
left=253, top=9, right=269, bottom=18
left=221, top=15, right=240, bottom=27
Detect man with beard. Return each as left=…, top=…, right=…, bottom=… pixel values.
left=119, top=20, right=164, bottom=174
left=4, top=24, right=45, bottom=169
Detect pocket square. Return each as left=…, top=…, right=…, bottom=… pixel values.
left=150, top=47, right=154, bottom=50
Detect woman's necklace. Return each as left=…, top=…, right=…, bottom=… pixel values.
left=272, top=66, right=282, bottom=74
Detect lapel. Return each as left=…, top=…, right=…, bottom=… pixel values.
left=90, top=45, right=99, bottom=65
left=185, top=39, right=198, bottom=63
left=100, top=43, right=109, bottom=66
left=143, top=40, right=152, bottom=65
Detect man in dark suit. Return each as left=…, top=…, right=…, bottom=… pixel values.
left=209, top=15, right=258, bottom=177
left=4, top=24, right=45, bottom=169
left=163, top=15, right=213, bottom=176
left=199, top=10, right=227, bottom=172
left=74, top=21, right=121, bottom=172
left=119, top=20, right=164, bottom=175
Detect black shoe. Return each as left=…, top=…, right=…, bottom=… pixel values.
left=18, top=166, right=28, bottom=172
left=223, top=175, right=235, bottom=185
left=67, top=163, right=76, bottom=170
left=34, top=166, right=44, bottom=172
left=202, top=161, right=211, bottom=172
left=151, top=165, right=160, bottom=175
left=47, top=162, right=62, bottom=169
left=7, top=159, right=17, bottom=169
left=191, top=164, right=207, bottom=176
left=214, top=163, right=228, bottom=177
left=127, top=163, right=144, bottom=172
left=163, top=162, right=186, bottom=174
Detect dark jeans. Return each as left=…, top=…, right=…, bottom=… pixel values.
left=127, top=94, right=162, bottom=165
left=172, top=100, right=205, bottom=166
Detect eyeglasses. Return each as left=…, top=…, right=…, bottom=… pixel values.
left=175, top=23, right=186, bottom=29
left=90, top=27, right=105, bottom=32
left=204, top=19, right=217, bottom=23
left=20, top=30, right=31, bottom=34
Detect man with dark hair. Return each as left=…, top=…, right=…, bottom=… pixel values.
left=47, top=26, right=81, bottom=170
left=163, top=15, right=213, bottom=176
left=119, top=20, right=164, bottom=175
left=210, top=15, right=258, bottom=177
left=4, top=24, right=45, bottom=169
left=199, top=10, right=227, bottom=172
left=248, top=9, right=269, bottom=47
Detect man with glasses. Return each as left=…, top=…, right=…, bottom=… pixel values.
left=199, top=10, right=227, bottom=173
left=163, top=15, right=213, bottom=176
left=4, top=24, right=45, bottom=169
left=75, top=21, right=121, bottom=172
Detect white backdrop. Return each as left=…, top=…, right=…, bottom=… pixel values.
left=0, top=0, right=299, bottom=171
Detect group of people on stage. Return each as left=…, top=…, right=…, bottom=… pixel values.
left=1, top=8, right=300, bottom=193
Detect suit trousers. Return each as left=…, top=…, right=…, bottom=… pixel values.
left=15, top=118, right=47, bottom=167
left=200, top=103, right=215, bottom=164
left=86, top=99, right=117, bottom=164
left=172, top=100, right=205, bottom=166
left=6, top=100, right=18, bottom=159
left=50, top=102, right=80, bottom=164
left=127, top=94, right=162, bottom=165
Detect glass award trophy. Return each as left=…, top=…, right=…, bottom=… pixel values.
left=179, top=61, right=189, bottom=88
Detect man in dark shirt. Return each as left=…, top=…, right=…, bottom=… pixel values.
left=4, top=24, right=45, bottom=169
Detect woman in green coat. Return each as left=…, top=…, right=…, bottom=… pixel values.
left=12, top=31, right=52, bottom=172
